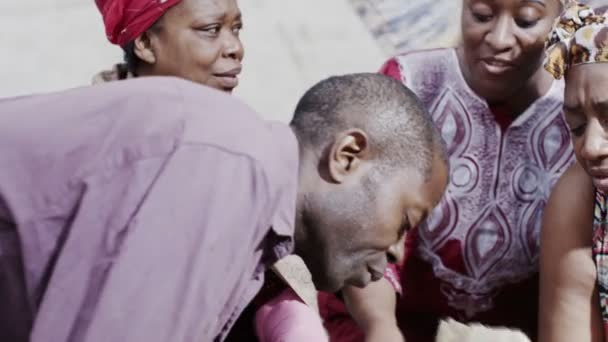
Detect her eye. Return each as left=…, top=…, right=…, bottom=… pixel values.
left=570, top=123, right=587, bottom=137
left=232, top=23, right=243, bottom=35
left=473, top=12, right=493, bottom=23
left=197, top=25, right=221, bottom=36
left=515, top=18, right=538, bottom=28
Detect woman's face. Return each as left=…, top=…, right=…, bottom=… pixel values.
left=459, top=0, right=561, bottom=102
left=565, top=63, right=608, bottom=193
left=143, top=0, right=244, bottom=92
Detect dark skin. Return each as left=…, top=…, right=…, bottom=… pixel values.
left=132, top=0, right=244, bottom=92
left=458, top=0, right=561, bottom=115
left=539, top=63, right=608, bottom=342
left=343, top=1, right=563, bottom=340
left=293, top=129, right=448, bottom=293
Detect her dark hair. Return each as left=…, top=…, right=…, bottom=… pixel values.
left=120, top=19, right=163, bottom=75
left=122, top=41, right=140, bottom=75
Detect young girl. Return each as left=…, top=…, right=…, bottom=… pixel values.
left=539, top=2, right=608, bottom=341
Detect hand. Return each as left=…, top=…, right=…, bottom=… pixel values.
left=343, top=278, right=403, bottom=342
left=364, top=322, right=405, bottom=342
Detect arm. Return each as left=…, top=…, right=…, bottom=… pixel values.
left=77, top=145, right=290, bottom=341
left=343, top=277, right=404, bottom=342
left=255, top=287, right=328, bottom=342
left=539, top=162, right=604, bottom=342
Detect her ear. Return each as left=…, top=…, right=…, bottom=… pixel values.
left=133, top=32, right=157, bottom=64
left=328, top=129, right=369, bottom=183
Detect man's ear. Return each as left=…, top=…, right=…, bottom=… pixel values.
left=327, top=129, right=369, bottom=183
left=133, top=31, right=157, bottom=65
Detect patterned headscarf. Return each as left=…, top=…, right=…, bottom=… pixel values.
left=96, top=0, right=182, bottom=46
left=544, top=1, right=608, bottom=79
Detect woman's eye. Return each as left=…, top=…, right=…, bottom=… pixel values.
left=472, top=12, right=493, bottom=23
left=570, top=123, right=587, bottom=137
left=232, top=23, right=243, bottom=35
left=516, top=18, right=538, bottom=28
left=197, top=25, right=221, bottom=35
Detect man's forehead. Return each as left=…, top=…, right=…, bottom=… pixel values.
left=392, top=168, right=443, bottom=206
left=411, top=160, right=448, bottom=206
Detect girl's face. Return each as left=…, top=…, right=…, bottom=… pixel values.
left=564, top=63, right=608, bottom=193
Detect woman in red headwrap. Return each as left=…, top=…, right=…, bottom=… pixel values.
left=94, top=2, right=327, bottom=342
left=94, top=0, right=244, bottom=92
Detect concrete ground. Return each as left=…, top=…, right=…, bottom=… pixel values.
left=0, top=0, right=389, bottom=122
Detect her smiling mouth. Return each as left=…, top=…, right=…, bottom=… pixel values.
left=480, top=57, right=517, bottom=75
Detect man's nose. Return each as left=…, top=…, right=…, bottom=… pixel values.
left=387, top=235, right=406, bottom=265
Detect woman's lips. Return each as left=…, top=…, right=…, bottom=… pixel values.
left=590, top=168, right=608, bottom=193
left=480, top=57, right=516, bottom=75
left=213, top=67, right=242, bottom=90
left=214, top=75, right=239, bottom=89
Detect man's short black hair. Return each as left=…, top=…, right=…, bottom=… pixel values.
left=290, top=73, right=446, bottom=179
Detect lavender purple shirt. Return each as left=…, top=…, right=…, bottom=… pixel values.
left=0, top=77, right=299, bottom=341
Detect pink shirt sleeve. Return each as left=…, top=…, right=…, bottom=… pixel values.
left=255, top=288, right=329, bottom=342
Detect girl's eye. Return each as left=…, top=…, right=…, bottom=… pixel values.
left=570, top=123, right=587, bottom=137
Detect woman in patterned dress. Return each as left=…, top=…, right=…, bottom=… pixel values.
left=539, top=2, right=608, bottom=341
left=319, top=0, right=573, bottom=341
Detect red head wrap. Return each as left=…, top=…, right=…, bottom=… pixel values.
left=95, top=0, right=182, bottom=46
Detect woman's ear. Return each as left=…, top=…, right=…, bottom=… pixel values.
left=133, top=32, right=157, bottom=65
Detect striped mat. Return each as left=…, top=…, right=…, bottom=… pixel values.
left=349, top=0, right=461, bottom=55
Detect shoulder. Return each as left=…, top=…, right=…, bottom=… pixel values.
left=380, top=48, right=455, bottom=78
left=169, top=78, right=300, bottom=183
left=539, top=162, right=599, bottom=338
left=542, top=162, right=595, bottom=254
left=379, top=48, right=457, bottom=105
left=545, top=162, right=594, bottom=227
